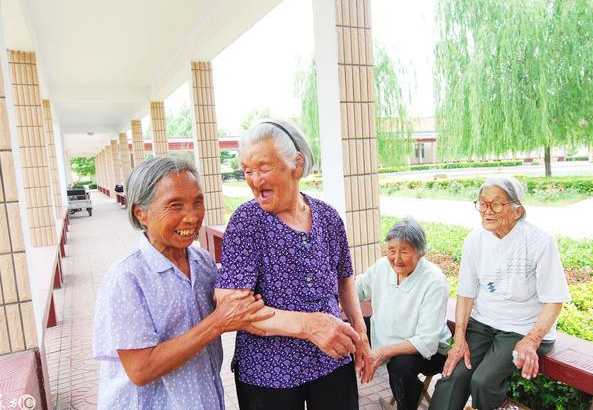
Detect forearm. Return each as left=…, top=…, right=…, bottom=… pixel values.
left=120, top=313, right=222, bottom=386
left=382, top=340, right=418, bottom=359
left=453, top=296, right=474, bottom=341
left=525, top=303, right=563, bottom=345
left=339, top=277, right=367, bottom=333
left=245, top=306, right=313, bottom=338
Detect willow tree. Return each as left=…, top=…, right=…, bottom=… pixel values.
left=294, top=43, right=412, bottom=170
left=435, top=0, right=593, bottom=176
left=374, top=43, right=413, bottom=168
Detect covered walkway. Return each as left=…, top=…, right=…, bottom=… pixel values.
left=45, top=192, right=406, bottom=410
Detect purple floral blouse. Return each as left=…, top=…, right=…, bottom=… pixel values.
left=215, top=194, right=353, bottom=388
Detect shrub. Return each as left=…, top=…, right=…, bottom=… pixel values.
left=508, top=374, right=592, bottom=410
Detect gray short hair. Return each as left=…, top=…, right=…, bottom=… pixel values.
left=385, top=218, right=427, bottom=254
left=126, top=157, right=200, bottom=230
left=240, top=119, right=315, bottom=178
left=478, top=176, right=527, bottom=219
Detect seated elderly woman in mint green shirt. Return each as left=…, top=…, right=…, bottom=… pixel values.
left=356, top=218, right=451, bottom=410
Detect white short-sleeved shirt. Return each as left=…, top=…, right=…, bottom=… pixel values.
left=93, top=234, right=224, bottom=410
left=457, top=220, right=571, bottom=340
left=356, top=257, right=451, bottom=359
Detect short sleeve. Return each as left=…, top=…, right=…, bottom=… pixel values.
left=456, top=234, right=479, bottom=298
left=535, top=234, right=572, bottom=303
left=408, top=277, right=450, bottom=358
left=215, top=207, right=262, bottom=290
left=355, top=263, right=375, bottom=301
left=93, top=267, right=159, bottom=361
left=333, top=211, right=353, bottom=279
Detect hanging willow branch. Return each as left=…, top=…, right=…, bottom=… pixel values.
left=295, top=42, right=413, bottom=170
left=434, top=0, right=593, bottom=164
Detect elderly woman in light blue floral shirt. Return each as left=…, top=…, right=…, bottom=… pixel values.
left=93, top=157, right=272, bottom=410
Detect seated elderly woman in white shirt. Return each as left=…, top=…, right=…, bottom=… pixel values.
left=356, top=218, right=451, bottom=410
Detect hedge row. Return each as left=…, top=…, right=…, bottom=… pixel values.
left=380, top=176, right=593, bottom=195
left=378, top=159, right=523, bottom=173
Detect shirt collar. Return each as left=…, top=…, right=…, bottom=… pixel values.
left=388, top=257, right=426, bottom=292
left=139, top=233, right=199, bottom=276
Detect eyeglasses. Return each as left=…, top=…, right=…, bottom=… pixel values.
left=474, top=200, right=513, bottom=213
left=243, top=166, right=275, bottom=179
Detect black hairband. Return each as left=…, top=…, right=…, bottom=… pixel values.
left=262, top=121, right=299, bottom=152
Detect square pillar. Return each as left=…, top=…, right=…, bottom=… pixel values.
left=0, top=45, right=38, bottom=359
left=131, top=119, right=144, bottom=166
left=118, top=132, right=132, bottom=183
left=150, top=102, right=168, bottom=157
left=189, top=62, right=225, bottom=227
left=104, top=143, right=115, bottom=197
left=7, top=51, right=57, bottom=247
left=41, top=100, right=64, bottom=219
left=312, top=0, right=381, bottom=274
left=110, top=139, right=123, bottom=186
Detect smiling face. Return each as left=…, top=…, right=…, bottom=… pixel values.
left=478, top=186, right=523, bottom=238
left=241, top=138, right=303, bottom=213
left=386, top=239, right=423, bottom=277
left=134, top=170, right=205, bottom=258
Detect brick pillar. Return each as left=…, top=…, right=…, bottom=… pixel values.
left=95, top=150, right=102, bottom=190
left=118, top=132, right=131, bottom=183
left=131, top=119, right=144, bottom=167
left=41, top=100, right=64, bottom=219
left=150, top=102, right=168, bottom=157
left=110, top=140, right=123, bottom=186
left=313, top=0, right=381, bottom=274
left=104, top=143, right=115, bottom=197
left=7, top=51, right=57, bottom=247
left=190, top=62, right=224, bottom=226
left=0, top=49, right=38, bottom=357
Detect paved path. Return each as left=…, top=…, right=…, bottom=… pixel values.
left=223, top=186, right=593, bottom=240
left=45, top=191, right=417, bottom=410
left=383, top=161, right=593, bottom=181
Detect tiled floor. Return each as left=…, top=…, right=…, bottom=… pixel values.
left=44, top=191, right=434, bottom=410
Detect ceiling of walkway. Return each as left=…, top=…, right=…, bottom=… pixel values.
left=1, top=0, right=282, bottom=156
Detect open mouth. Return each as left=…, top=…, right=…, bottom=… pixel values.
left=175, top=228, right=197, bottom=238
left=260, top=190, right=273, bottom=200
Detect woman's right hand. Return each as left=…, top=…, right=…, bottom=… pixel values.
left=305, top=312, right=360, bottom=359
left=442, top=336, right=472, bottom=377
left=213, top=290, right=274, bottom=334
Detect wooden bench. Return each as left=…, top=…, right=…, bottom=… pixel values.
left=204, top=224, right=593, bottom=408
left=116, top=192, right=127, bottom=207
left=97, top=185, right=110, bottom=197
left=0, top=350, right=44, bottom=410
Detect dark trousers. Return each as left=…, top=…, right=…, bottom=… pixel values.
left=234, top=361, right=359, bottom=410
left=429, top=318, right=554, bottom=410
left=387, top=353, right=447, bottom=410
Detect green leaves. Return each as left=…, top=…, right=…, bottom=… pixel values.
left=435, top=0, right=593, bottom=164
left=70, top=157, right=95, bottom=179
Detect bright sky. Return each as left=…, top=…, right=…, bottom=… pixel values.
left=164, top=0, right=437, bottom=135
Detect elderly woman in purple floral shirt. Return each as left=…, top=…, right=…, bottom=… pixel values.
left=93, top=157, right=272, bottom=410
left=215, top=120, right=373, bottom=410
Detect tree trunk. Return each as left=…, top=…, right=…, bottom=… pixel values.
left=544, top=146, right=552, bottom=177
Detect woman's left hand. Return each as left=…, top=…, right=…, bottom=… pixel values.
left=513, top=336, right=540, bottom=379
left=363, top=346, right=390, bottom=383
left=355, top=332, right=375, bottom=383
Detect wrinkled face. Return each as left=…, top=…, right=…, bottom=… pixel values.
left=478, top=186, right=523, bottom=238
left=386, top=239, right=423, bottom=277
left=241, top=138, right=303, bottom=213
left=134, top=171, right=205, bottom=253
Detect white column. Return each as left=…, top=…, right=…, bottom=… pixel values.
left=312, top=0, right=346, bottom=219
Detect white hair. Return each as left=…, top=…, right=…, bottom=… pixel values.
left=240, top=119, right=314, bottom=178
left=479, top=176, right=527, bottom=219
